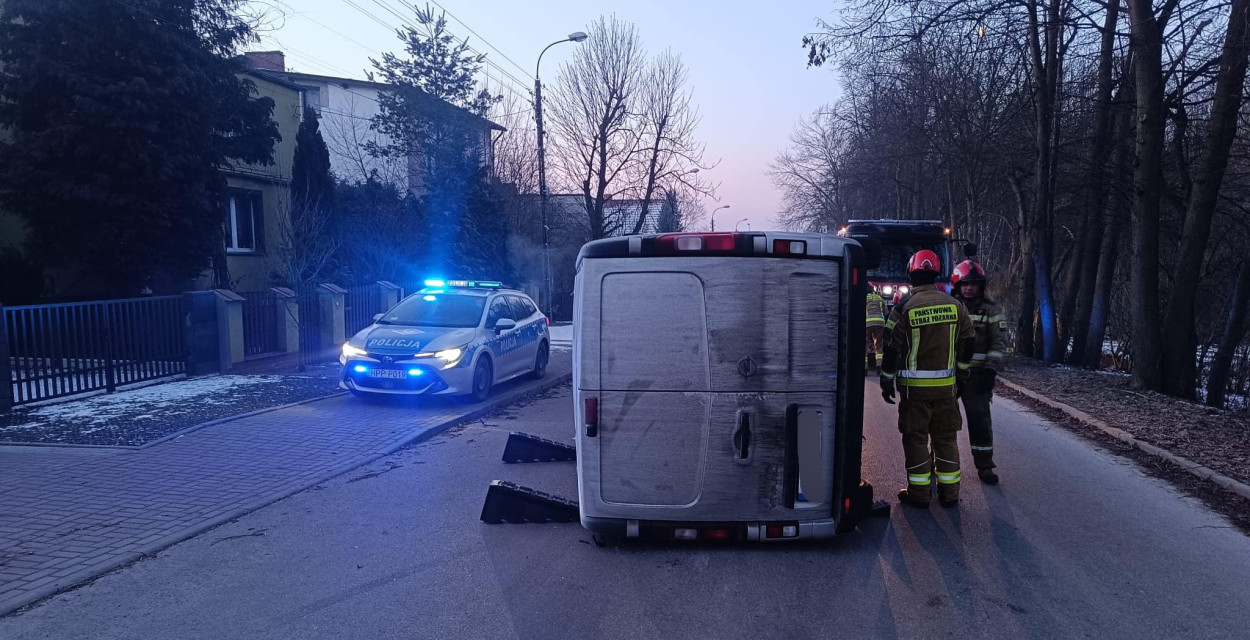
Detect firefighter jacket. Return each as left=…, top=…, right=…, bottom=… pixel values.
left=881, top=284, right=975, bottom=400
left=961, top=296, right=1006, bottom=371
left=866, top=292, right=887, bottom=326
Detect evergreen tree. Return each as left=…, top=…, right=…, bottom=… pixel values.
left=368, top=3, right=506, bottom=279
left=291, top=107, right=334, bottom=213
left=0, top=0, right=280, bottom=295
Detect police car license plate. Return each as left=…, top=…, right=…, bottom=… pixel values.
left=368, top=368, right=406, bottom=380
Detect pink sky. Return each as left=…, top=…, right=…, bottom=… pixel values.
left=256, top=0, right=843, bottom=231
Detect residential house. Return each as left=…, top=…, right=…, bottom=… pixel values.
left=242, top=51, right=503, bottom=195
left=197, top=67, right=307, bottom=292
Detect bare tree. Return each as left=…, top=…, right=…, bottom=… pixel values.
left=547, top=16, right=647, bottom=239
left=320, top=92, right=407, bottom=187
left=631, top=50, right=714, bottom=234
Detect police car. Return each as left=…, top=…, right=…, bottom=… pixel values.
left=339, top=280, right=549, bottom=401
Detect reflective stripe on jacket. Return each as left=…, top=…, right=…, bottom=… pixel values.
left=881, top=285, right=975, bottom=399
left=961, top=297, right=1007, bottom=371
left=866, top=293, right=887, bottom=325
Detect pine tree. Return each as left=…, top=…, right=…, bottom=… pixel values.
left=0, top=0, right=280, bottom=295
left=291, top=107, right=334, bottom=213
left=368, top=3, right=506, bottom=279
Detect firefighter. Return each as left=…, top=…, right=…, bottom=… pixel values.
left=951, top=260, right=1006, bottom=485
left=880, top=250, right=975, bottom=508
left=865, top=290, right=887, bottom=373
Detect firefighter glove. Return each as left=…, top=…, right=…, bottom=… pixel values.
left=880, top=376, right=896, bottom=405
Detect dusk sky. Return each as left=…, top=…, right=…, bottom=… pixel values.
left=254, top=0, right=844, bottom=231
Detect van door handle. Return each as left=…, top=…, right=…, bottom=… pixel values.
left=733, top=412, right=751, bottom=461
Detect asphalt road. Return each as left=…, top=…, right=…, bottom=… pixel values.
left=3, top=380, right=1249, bottom=639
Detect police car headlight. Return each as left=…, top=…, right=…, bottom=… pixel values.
left=342, top=343, right=367, bottom=358
left=435, top=347, right=463, bottom=363
left=882, top=285, right=894, bottom=295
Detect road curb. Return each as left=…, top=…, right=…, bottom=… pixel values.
left=0, top=372, right=571, bottom=618
left=999, top=377, right=1250, bottom=503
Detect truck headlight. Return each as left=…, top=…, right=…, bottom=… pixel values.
left=899, top=286, right=910, bottom=294
left=342, top=343, right=367, bottom=358
left=882, top=285, right=894, bottom=295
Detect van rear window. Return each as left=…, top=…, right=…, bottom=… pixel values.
left=599, top=272, right=709, bottom=391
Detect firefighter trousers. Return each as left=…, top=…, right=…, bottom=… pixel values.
left=899, top=396, right=962, bottom=501
left=960, top=370, right=996, bottom=470
left=865, top=326, right=884, bottom=371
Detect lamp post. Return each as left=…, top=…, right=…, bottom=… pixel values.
left=710, top=204, right=730, bottom=232
left=734, top=218, right=749, bottom=232
left=534, top=31, right=588, bottom=317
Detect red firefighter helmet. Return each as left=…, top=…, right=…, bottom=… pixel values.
left=950, top=260, right=986, bottom=287
left=907, top=249, right=942, bottom=275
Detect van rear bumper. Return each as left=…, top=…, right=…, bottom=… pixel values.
left=580, top=515, right=839, bottom=541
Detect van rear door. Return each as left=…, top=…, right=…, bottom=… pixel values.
left=583, top=256, right=839, bottom=520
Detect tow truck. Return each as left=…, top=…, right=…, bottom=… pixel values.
left=838, top=220, right=975, bottom=305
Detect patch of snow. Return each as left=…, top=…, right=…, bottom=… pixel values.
left=548, top=324, right=573, bottom=345
left=7, top=375, right=284, bottom=429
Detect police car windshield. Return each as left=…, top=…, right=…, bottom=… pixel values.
left=869, top=242, right=948, bottom=281
left=380, top=294, right=486, bottom=328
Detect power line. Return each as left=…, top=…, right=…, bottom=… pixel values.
left=271, top=0, right=380, bottom=56
left=422, top=0, right=534, bottom=81
left=368, top=0, right=534, bottom=99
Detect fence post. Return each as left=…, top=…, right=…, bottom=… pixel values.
left=377, top=281, right=402, bottom=313
left=213, top=289, right=246, bottom=370
left=317, top=283, right=347, bottom=356
left=272, top=287, right=300, bottom=354
left=104, top=302, right=116, bottom=392
left=184, top=291, right=222, bottom=376
left=0, top=305, right=12, bottom=411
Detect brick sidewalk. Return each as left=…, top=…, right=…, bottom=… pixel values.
left=0, top=355, right=572, bottom=616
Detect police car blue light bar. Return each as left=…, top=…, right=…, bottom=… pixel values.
left=445, top=279, right=503, bottom=289
left=424, top=279, right=446, bottom=288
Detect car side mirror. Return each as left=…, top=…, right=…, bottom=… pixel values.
left=963, top=242, right=978, bottom=258
left=373, top=313, right=385, bottom=322
left=494, top=318, right=517, bottom=333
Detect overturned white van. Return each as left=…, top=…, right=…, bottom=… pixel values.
left=573, top=231, right=876, bottom=542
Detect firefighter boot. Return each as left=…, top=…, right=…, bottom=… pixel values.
left=979, top=469, right=1000, bottom=485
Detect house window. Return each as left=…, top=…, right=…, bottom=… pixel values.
left=226, top=190, right=263, bottom=253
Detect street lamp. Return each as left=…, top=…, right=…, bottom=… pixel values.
left=734, top=218, right=749, bottom=231
left=710, top=205, right=730, bottom=232
left=535, top=31, right=588, bottom=317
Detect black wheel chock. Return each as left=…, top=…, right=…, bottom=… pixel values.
left=501, top=431, right=577, bottom=463
left=480, top=480, right=580, bottom=524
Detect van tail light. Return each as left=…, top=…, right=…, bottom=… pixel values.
left=657, top=233, right=740, bottom=255
left=584, top=397, right=598, bottom=437
left=852, top=269, right=859, bottom=286
left=844, top=497, right=852, bottom=515
left=765, top=522, right=800, bottom=539
left=701, top=528, right=731, bottom=541
left=772, top=239, right=807, bottom=255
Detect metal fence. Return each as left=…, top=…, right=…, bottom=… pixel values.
left=296, top=286, right=326, bottom=367
left=345, top=284, right=384, bottom=337
left=238, top=290, right=280, bottom=357
left=4, top=296, right=187, bottom=405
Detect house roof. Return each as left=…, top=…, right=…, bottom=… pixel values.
left=274, top=70, right=505, bottom=132
left=242, top=69, right=311, bottom=93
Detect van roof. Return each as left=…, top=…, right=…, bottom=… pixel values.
left=577, top=231, right=859, bottom=264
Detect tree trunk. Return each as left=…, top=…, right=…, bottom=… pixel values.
left=1068, top=0, right=1121, bottom=364
left=1126, top=0, right=1166, bottom=390
left=1009, top=170, right=1036, bottom=357
left=1159, top=0, right=1250, bottom=399
left=1206, top=260, right=1250, bottom=407
left=1024, top=0, right=1062, bottom=363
